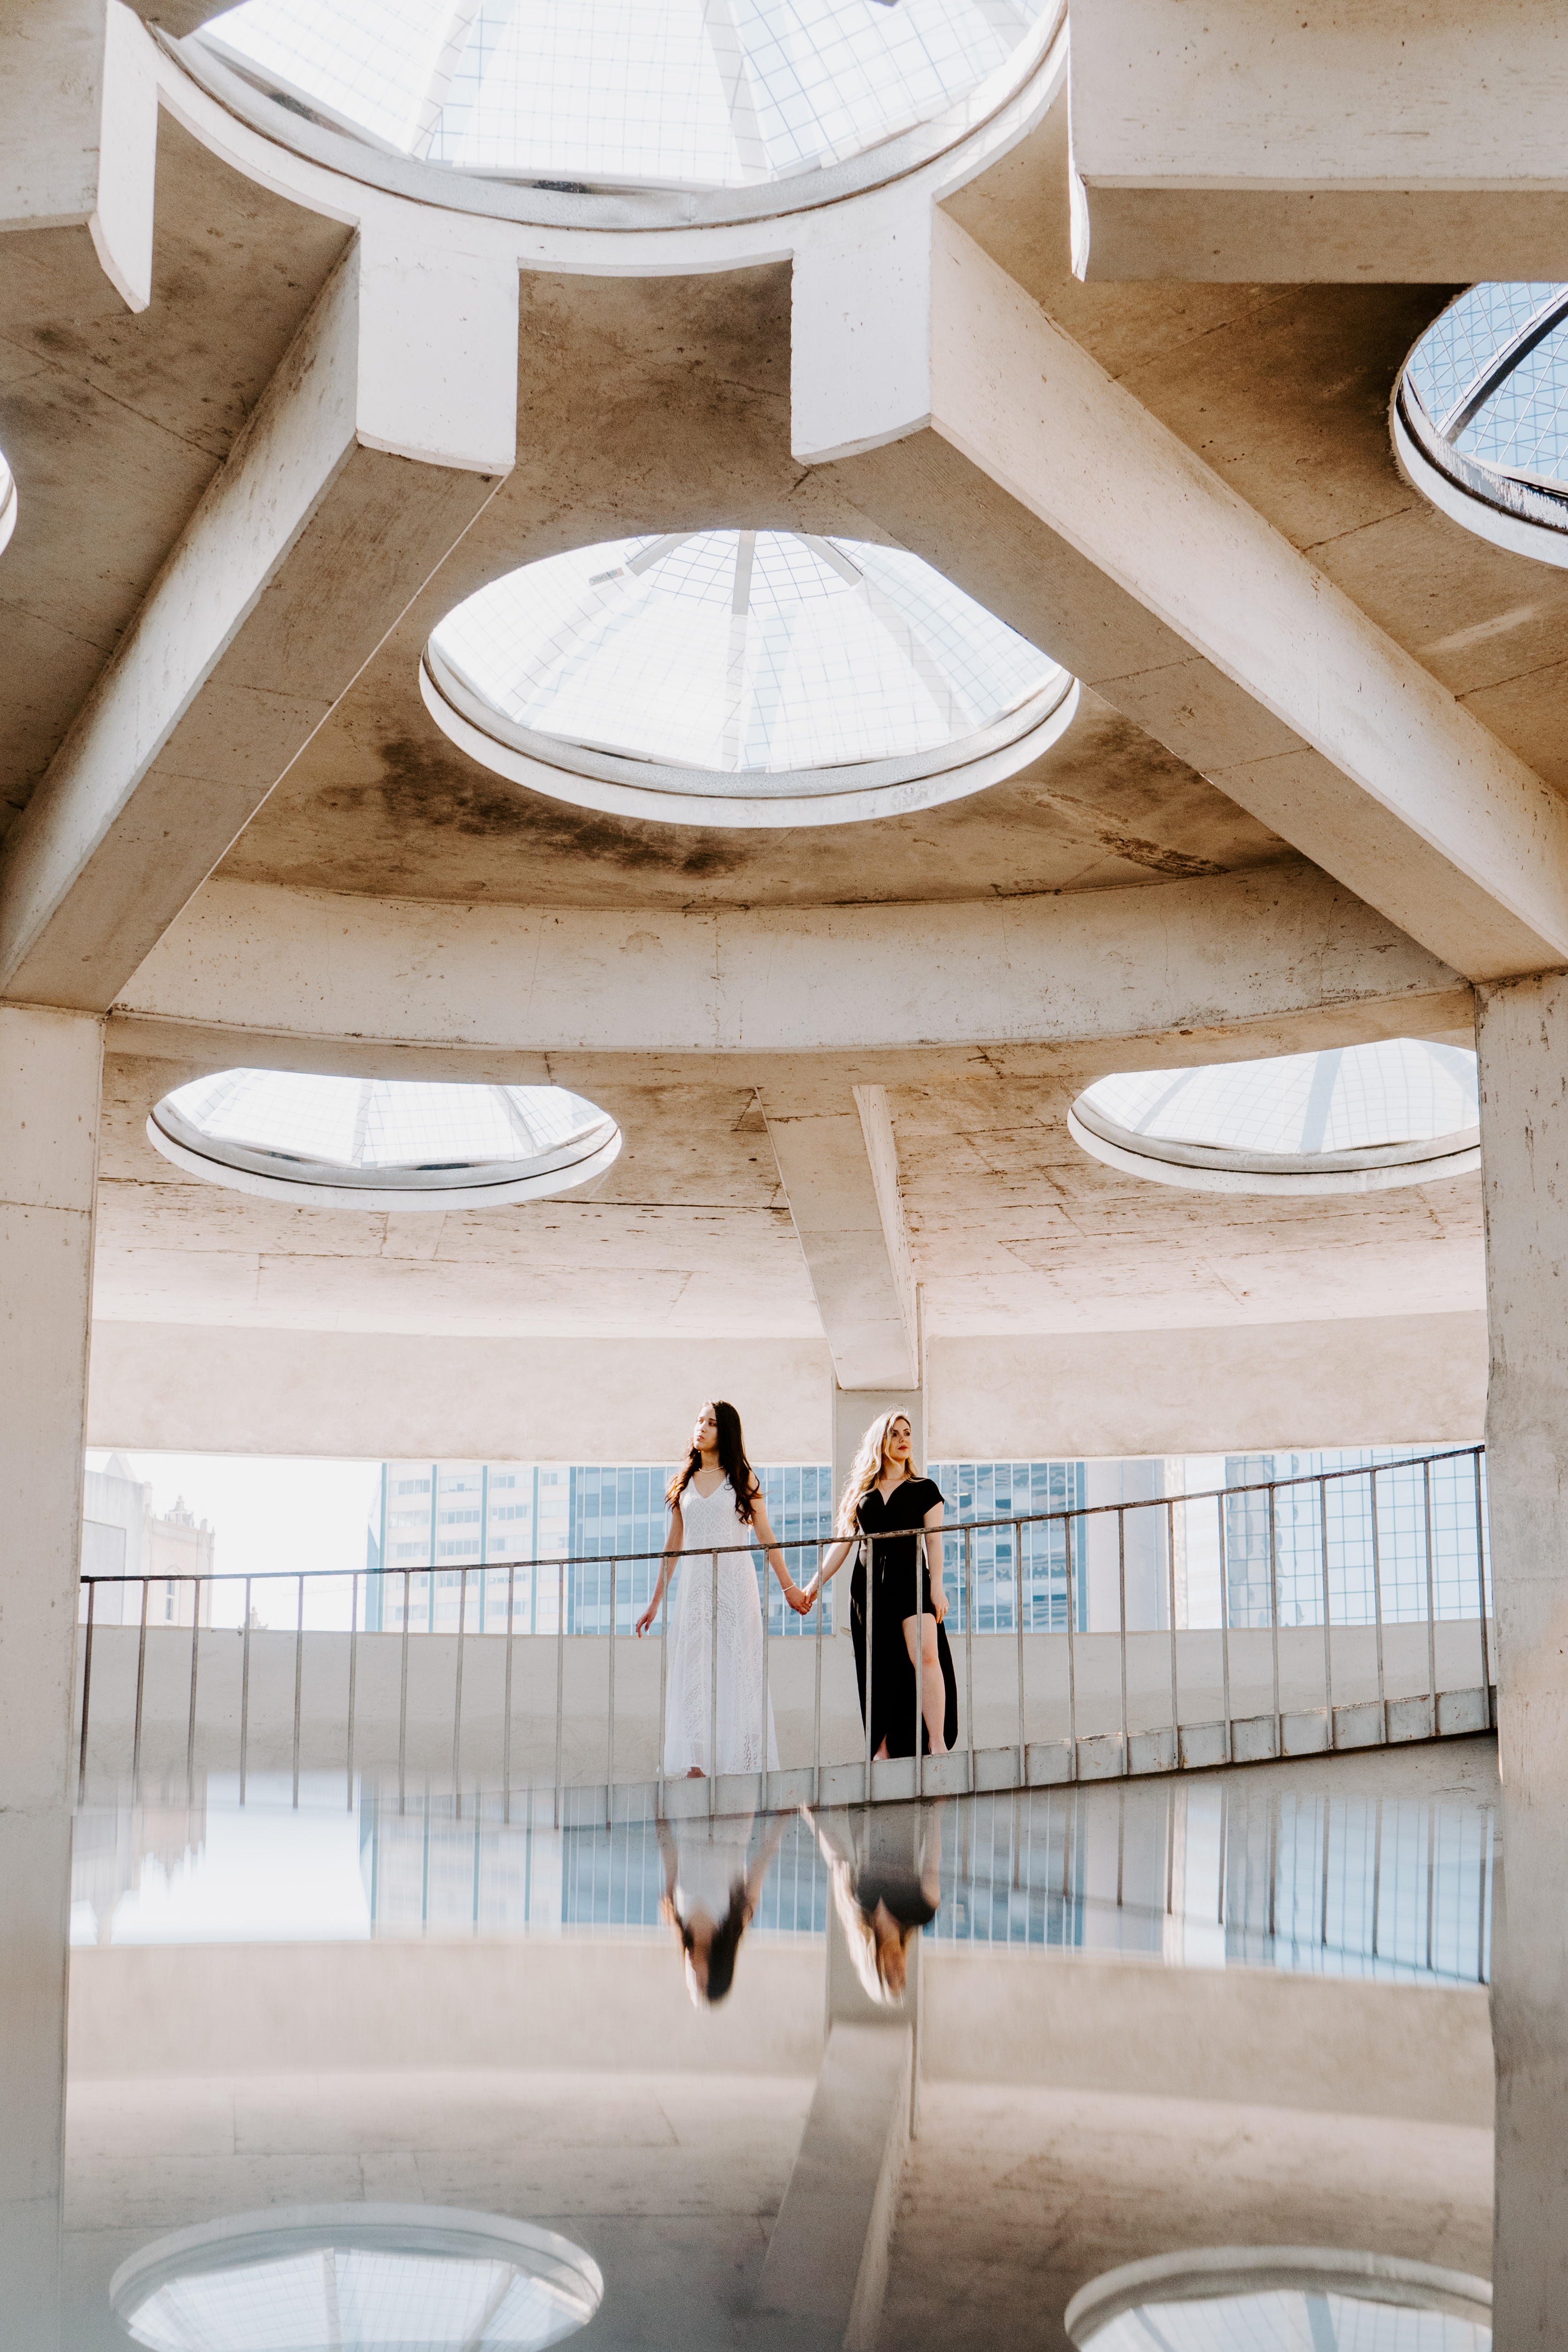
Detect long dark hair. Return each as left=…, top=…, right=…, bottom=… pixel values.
left=666, top=1399, right=759, bottom=1525
left=678, top=1884, right=750, bottom=2006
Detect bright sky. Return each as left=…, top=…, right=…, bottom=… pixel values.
left=85, top=1449, right=381, bottom=1628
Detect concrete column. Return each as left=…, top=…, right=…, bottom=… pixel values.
left=1476, top=972, right=1568, bottom=2340
left=0, top=1004, right=104, bottom=2352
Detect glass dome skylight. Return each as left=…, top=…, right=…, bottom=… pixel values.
left=422, top=529, right=1077, bottom=827
left=1069, top=1039, right=1479, bottom=1196
left=0, top=447, right=15, bottom=560
left=148, top=1070, right=621, bottom=1210
left=1397, top=283, right=1568, bottom=559
left=197, top=0, right=1055, bottom=195
left=112, top=2205, right=602, bottom=2351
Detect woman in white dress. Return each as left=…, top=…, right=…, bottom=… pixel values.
left=635, top=1401, right=811, bottom=1777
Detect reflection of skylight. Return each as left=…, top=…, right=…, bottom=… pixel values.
left=148, top=1071, right=622, bottom=1207
left=0, top=447, right=15, bottom=559
left=430, top=530, right=1063, bottom=778
left=1085, top=1040, right=1477, bottom=1156
left=200, top=0, right=1049, bottom=191
left=1081, top=2290, right=1486, bottom=2352
left=1070, top=1041, right=1480, bottom=1197
left=114, top=2208, right=602, bottom=2351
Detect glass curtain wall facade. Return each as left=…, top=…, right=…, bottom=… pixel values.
left=1220, top=1447, right=1489, bottom=1632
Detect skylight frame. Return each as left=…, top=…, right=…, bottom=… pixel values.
left=421, top=527, right=1079, bottom=829
left=147, top=1073, right=623, bottom=1211
left=1064, top=2247, right=1491, bottom=2347
left=170, top=0, right=1065, bottom=231
left=1396, top=283, right=1568, bottom=568
left=1068, top=1042, right=1481, bottom=1199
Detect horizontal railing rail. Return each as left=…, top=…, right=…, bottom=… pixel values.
left=75, top=1446, right=1495, bottom=1817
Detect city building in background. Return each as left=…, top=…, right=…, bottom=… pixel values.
left=359, top=1446, right=1482, bottom=1641
left=80, top=1454, right=214, bottom=1627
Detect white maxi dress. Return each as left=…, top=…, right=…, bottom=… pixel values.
left=663, top=1479, right=779, bottom=1777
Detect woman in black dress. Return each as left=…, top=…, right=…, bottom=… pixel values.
left=803, top=1412, right=958, bottom=1759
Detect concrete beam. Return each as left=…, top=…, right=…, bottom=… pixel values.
left=112, top=864, right=1469, bottom=1062
left=764, top=1087, right=918, bottom=1391
left=1, top=0, right=157, bottom=313
left=0, top=228, right=514, bottom=1012
left=1068, top=0, right=1568, bottom=283
left=796, top=209, right=1568, bottom=986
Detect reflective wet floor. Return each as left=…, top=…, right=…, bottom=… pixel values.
left=72, top=1737, right=1497, bottom=1990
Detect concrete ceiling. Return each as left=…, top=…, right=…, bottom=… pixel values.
left=6, top=7, right=1554, bottom=1451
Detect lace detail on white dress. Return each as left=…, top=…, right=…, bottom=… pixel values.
left=663, top=1479, right=779, bottom=1777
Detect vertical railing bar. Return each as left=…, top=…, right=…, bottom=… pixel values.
left=1216, top=1782, right=1227, bottom=1931
left=964, top=1523, right=976, bottom=1793
left=239, top=1575, right=252, bottom=1805
left=1423, top=1457, right=1438, bottom=1736
left=1479, top=1811, right=1491, bottom=1986
left=709, top=1548, right=719, bottom=1820
left=1217, top=1494, right=1232, bottom=1766
left=812, top=1536, right=824, bottom=1809
left=1473, top=1448, right=1492, bottom=1727
left=607, top=1555, right=618, bottom=1830
left=1370, top=1467, right=1387, bottom=1742
left=1013, top=1513, right=1025, bottom=1791
left=76, top=1581, right=95, bottom=1807
left=346, top=1569, right=359, bottom=1812
left=1319, top=1473, right=1334, bottom=1751
left=398, top=1567, right=411, bottom=1817
left=1371, top=1795, right=1383, bottom=1961
left=865, top=1532, right=875, bottom=1805
left=186, top=1578, right=201, bottom=1800
left=1063, top=1515, right=1078, bottom=1784
left=1117, top=1508, right=1129, bottom=1777
left=554, top=1559, right=566, bottom=1833
left=1165, top=1495, right=1178, bottom=1770
left=132, top=1575, right=150, bottom=1796
left=452, top=1563, right=468, bottom=1818
left=916, top=1511, right=926, bottom=1799
left=1320, top=1791, right=1331, bottom=1952
left=503, top=1559, right=516, bottom=1824
left=1425, top=1800, right=1436, bottom=1974
left=291, top=1571, right=304, bottom=1809
left=1267, top=1484, right=1281, bottom=1760
left=760, top=1542, right=771, bottom=1811
left=657, top=1551, right=670, bottom=1820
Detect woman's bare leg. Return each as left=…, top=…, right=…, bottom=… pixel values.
left=902, top=1614, right=947, bottom=1753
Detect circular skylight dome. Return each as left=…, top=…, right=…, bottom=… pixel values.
left=1396, top=283, right=1568, bottom=564
left=112, top=2204, right=602, bottom=2351
left=422, top=529, right=1077, bottom=827
left=148, top=1070, right=621, bottom=1210
left=1069, top=1039, right=1479, bottom=1196
left=1066, top=2249, right=1490, bottom=2351
left=0, top=447, right=15, bottom=560
left=196, top=0, right=1056, bottom=199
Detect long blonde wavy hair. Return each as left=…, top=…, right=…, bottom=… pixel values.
left=835, top=1410, right=920, bottom=1537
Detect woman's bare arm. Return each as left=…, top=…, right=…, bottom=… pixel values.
left=635, top=1503, right=684, bottom=1636
left=802, top=1532, right=857, bottom=1604
left=750, top=1496, right=811, bottom=1614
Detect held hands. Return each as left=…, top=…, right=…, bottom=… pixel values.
left=787, top=1580, right=816, bottom=1616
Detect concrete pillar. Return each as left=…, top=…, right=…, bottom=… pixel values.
left=0, top=1004, right=104, bottom=2352
left=1475, top=972, right=1568, bottom=2341
left=832, top=1386, right=925, bottom=1525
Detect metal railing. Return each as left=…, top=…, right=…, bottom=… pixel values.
left=75, top=1447, right=1496, bottom=1816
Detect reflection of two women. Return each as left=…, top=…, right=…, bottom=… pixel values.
left=808, top=1801, right=943, bottom=2004
left=803, top=1410, right=959, bottom=1761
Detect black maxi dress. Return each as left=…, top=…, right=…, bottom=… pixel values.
left=849, top=1476, right=959, bottom=1759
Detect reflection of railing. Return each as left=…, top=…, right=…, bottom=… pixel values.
left=75, top=1448, right=1495, bottom=1815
